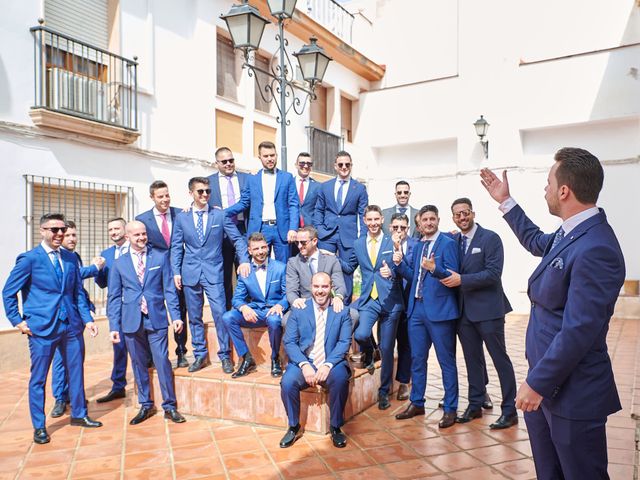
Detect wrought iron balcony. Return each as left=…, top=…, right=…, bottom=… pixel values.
left=30, top=25, right=138, bottom=141
left=306, top=126, right=343, bottom=174
left=301, top=0, right=354, bottom=44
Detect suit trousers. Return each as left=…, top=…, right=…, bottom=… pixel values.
left=317, top=236, right=354, bottom=305
left=28, top=321, right=88, bottom=428
left=395, top=313, right=412, bottom=384
left=457, top=313, right=516, bottom=414
left=124, top=315, right=176, bottom=411
left=280, top=362, right=350, bottom=428
left=525, top=405, right=609, bottom=480
left=222, top=308, right=283, bottom=360
left=173, top=288, right=189, bottom=356
left=408, top=300, right=458, bottom=411
left=183, top=275, right=229, bottom=360
left=221, top=222, right=246, bottom=310
left=261, top=223, right=290, bottom=264
left=354, top=298, right=401, bottom=396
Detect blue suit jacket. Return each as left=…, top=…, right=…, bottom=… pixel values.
left=456, top=224, right=512, bottom=321
left=398, top=233, right=460, bottom=321
left=283, top=298, right=352, bottom=368
left=207, top=171, right=250, bottom=229
left=135, top=207, right=181, bottom=252
left=299, top=177, right=321, bottom=227
left=3, top=246, right=93, bottom=336
left=225, top=169, right=299, bottom=242
left=107, top=248, right=181, bottom=334
left=231, top=260, right=288, bottom=311
left=171, top=206, right=249, bottom=286
left=504, top=205, right=624, bottom=420
left=313, top=178, right=368, bottom=246
left=343, top=234, right=404, bottom=312
left=95, top=244, right=126, bottom=289
left=74, top=251, right=97, bottom=313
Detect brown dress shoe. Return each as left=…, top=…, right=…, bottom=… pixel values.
left=396, top=383, right=410, bottom=401
left=439, top=411, right=457, bottom=429
left=395, top=403, right=425, bottom=420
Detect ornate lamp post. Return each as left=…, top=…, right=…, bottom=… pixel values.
left=474, top=115, right=490, bottom=159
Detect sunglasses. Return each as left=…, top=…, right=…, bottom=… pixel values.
left=298, top=161, right=313, bottom=167
left=195, top=188, right=212, bottom=195
left=297, top=240, right=309, bottom=246
left=391, top=225, right=408, bottom=231
left=396, top=190, right=410, bottom=195
left=336, top=163, right=352, bottom=168
left=43, top=227, right=68, bottom=234
left=453, top=209, right=472, bottom=219
left=218, top=158, right=234, bottom=165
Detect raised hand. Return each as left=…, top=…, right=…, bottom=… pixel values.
left=421, top=253, right=435, bottom=272
left=379, top=260, right=392, bottom=279
left=480, top=168, right=511, bottom=203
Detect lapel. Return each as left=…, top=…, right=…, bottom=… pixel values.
left=211, top=172, right=223, bottom=207
left=248, top=268, right=266, bottom=301
left=340, top=179, right=356, bottom=213
left=37, top=246, right=62, bottom=289
left=142, top=249, right=153, bottom=286
left=316, top=252, right=326, bottom=273
left=121, top=252, right=141, bottom=289
left=461, top=226, right=482, bottom=268
left=264, top=263, right=274, bottom=299
left=375, top=235, right=392, bottom=269
left=324, top=307, right=336, bottom=351
left=145, top=209, right=163, bottom=241
left=203, top=206, right=217, bottom=242
left=274, top=170, right=283, bottom=199
left=328, top=178, right=339, bottom=212
left=304, top=302, right=316, bottom=346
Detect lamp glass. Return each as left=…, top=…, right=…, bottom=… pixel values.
left=474, top=116, right=489, bottom=138
left=267, top=0, right=297, bottom=17
left=225, top=15, right=250, bottom=47
left=249, top=14, right=268, bottom=48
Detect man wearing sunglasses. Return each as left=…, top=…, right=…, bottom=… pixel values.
left=314, top=151, right=368, bottom=304
left=207, top=147, right=251, bottom=309
left=3, top=213, right=102, bottom=444
left=382, top=181, right=420, bottom=238
left=172, top=177, right=251, bottom=374
left=225, top=141, right=299, bottom=264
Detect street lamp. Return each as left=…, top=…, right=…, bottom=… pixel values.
left=474, top=115, right=489, bottom=159
left=221, top=0, right=332, bottom=171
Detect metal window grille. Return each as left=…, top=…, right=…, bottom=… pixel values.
left=24, top=175, right=134, bottom=315
left=306, top=126, right=344, bottom=174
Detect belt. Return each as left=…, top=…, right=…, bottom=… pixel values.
left=262, top=220, right=277, bottom=226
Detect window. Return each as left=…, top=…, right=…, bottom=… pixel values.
left=310, top=85, right=327, bottom=130
left=253, top=122, right=277, bottom=157
left=341, top=96, right=353, bottom=143
left=24, top=175, right=134, bottom=314
left=216, top=110, right=243, bottom=154
left=217, top=34, right=241, bottom=101
left=254, top=53, right=273, bottom=114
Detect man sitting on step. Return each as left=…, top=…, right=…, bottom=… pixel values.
left=222, top=232, right=288, bottom=378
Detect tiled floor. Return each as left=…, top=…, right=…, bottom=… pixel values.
left=0, top=315, right=638, bottom=479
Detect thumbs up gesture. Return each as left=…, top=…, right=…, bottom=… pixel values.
left=380, top=259, right=392, bottom=279
left=422, top=252, right=436, bottom=273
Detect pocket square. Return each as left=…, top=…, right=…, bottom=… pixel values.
left=148, top=266, right=161, bottom=271
left=270, top=280, right=278, bottom=283
left=471, top=247, right=481, bottom=254
left=211, top=224, right=220, bottom=228
left=381, top=250, right=393, bottom=254
left=550, top=257, right=564, bottom=269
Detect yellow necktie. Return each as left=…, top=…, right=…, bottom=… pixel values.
left=369, top=237, right=378, bottom=300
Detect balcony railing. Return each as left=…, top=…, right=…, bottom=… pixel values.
left=307, top=126, right=344, bottom=174
left=301, top=0, right=354, bottom=44
left=31, top=25, right=138, bottom=131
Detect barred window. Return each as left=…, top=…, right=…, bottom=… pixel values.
left=217, top=34, right=241, bottom=101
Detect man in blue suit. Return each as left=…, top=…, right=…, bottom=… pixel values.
left=291, top=152, right=320, bottom=256
left=222, top=233, right=288, bottom=378
left=94, top=217, right=130, bottom=404
left=225, top=141, right=299, bottom=263
left=136, top=180, right=189, bottom=368
left=480, top=148, right=625, bottom=479
left=108, top=221, right=186, bottom=425
left=394, top=205, right=460, bottom=428
left=3, top=213, right=103, bottom=444
left=207, top=147, right=250, bottom=309
left=440, top=198, right=517, bottom=429
left=313, top=151, right=368, bottom=304
left=279, top=272, right=352, bottom=449
left=342, top=205, right=403, bottom=410
left=172, top=177, right=250, bottom=373
left=51, top=220, right=104, bottom=418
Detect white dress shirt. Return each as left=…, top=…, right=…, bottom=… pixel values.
left=129, top=248, right=147, bottom=272
left=333, top=177, right=351, bottom=206
left=261, top=170, right=277, bottom=221
left=114, top=242, right=130, bottom=259
left=296, top=176, right=309, bottom=202
left=41, top=241, right=64, bottom=271
left=218, top=173, right=241, bottom=209
left=254, top=261, right=268, bottom=297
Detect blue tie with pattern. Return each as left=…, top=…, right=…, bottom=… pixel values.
left=398, top=207, right=407, bottom=215
left=196, top=211, right=205, bottom=243
left=549, top=227, right=565, bottom=252
left=336, top=180, right=346, bottom=210
left=50, top=251, right=67, bottom=321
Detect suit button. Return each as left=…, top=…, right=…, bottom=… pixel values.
left=531, top=302, right=535, bottom=308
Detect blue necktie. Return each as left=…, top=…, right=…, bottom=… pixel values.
left=549, top=227, right=565, bottom=252
left=336, top=180, right=346, bottom=210
left=196, top=211, right=205, bottom=243
left=460, top=235, right=468, bottom=256
left=398, top=207, right=407, bottom=215
left=415, top=240, right=431, bottom=299
left=50, top=251, right=67, bottom=321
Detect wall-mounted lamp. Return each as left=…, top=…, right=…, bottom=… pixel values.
left=474, top=115, right=489, bottom=159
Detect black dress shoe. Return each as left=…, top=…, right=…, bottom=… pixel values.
left=51, top=400, right=67, bottom=418
left=396, top=384, right=410, bottom=401
left=96, top=389, right=126, bottom=403
left=490, top=412, right=519, bottom=430
left=378, top=394, right=391, bottom=410
left=129, top=406, right=157, bottom=425
left=34, top=428, right=50, bottom=444
left=363, top=351, right=375, bottom=375
left=70, top=416, right=103, bottom=428
left=438, top=411, right=457, bottom=429
left=188, top=356, right=211, bottom=373
left=395, top=403, right=425, bottom=420
left=176, top=354, right=189, bottom=368
left=438, top=397, right=444, bottom=409
left=483, top=393, right=494, bottom=410
left=330, top=426, right=347, bottom=448
left=271, top=357, right=283, bottom=378
left=164, top=409, right=186, bottom=423
left=456, top=406, right=483, bottom=423
left=279, top=424, right=302, bottom=448
left=232, top=356, right=257, bottom=378
left=221, top=358, right=234, bottom=374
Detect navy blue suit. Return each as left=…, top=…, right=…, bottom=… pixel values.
left=95, top=244, right=129, bottom=392
left=107, top=248, right=181, bottom=411
left=136, top=207, right=189, bottom=356
left=208, top=171, right=250, bottom=308
left=454, top=225, right=516, bottom=416
left=298, top=177, right=320, bottom=227
left=222, top=260, right=288, bottom=360
left=281, top=299, right=352, bottom=428
left=395, top=237, right=418, bottom=385
left=398, top=233, right=460, bottom=411
left=3, top=245, right=93, bottom=429
left=504, top=205, right=624, bottom=480
left=313, top=178, right=368, bottom=303
left=171, top=206, right=249, bottom=361
left=343, top=234, right=403, bottom=396
left=225, top=169, right=299, bottom=263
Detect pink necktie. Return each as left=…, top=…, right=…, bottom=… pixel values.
left=135, top=252, right=148, bottom=314
left=160, top=212, right=171, bottom=247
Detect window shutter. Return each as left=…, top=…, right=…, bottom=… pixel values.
left=45, top=0, right=109, bottom=50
